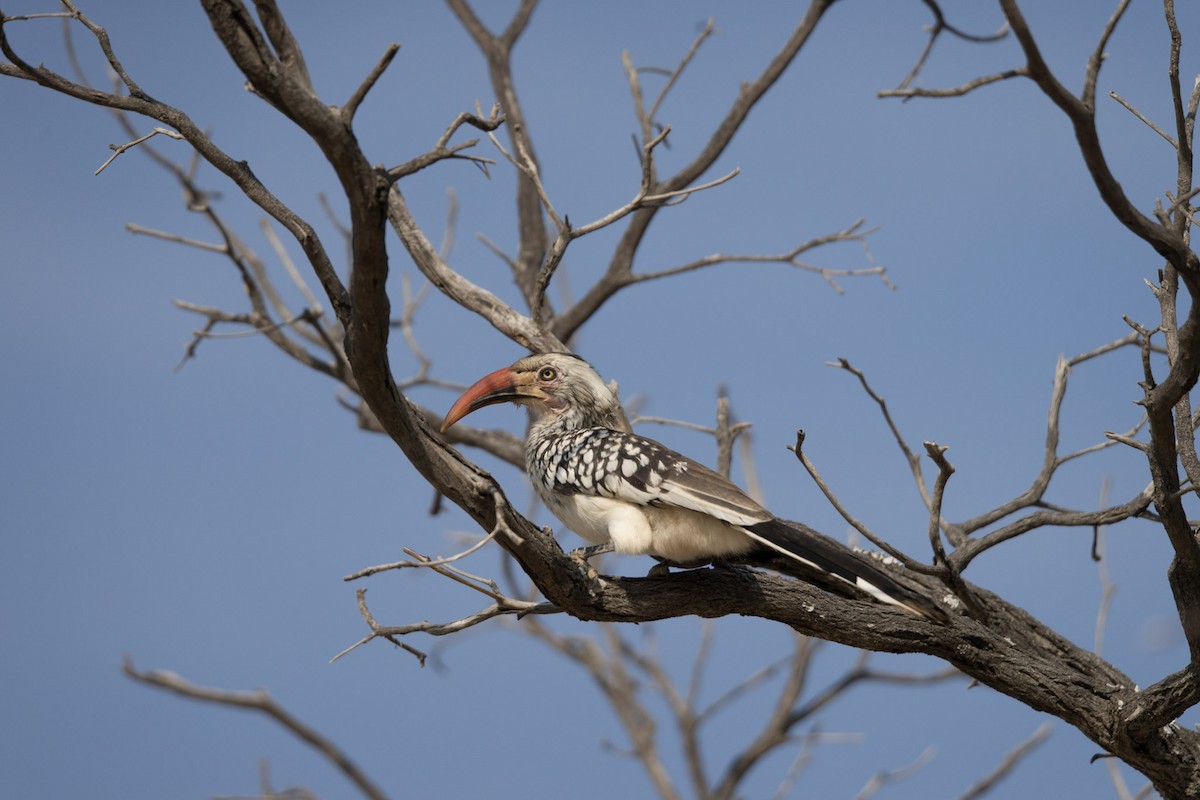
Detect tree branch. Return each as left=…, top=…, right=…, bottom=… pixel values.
left=553, top=0, right=840, bottom=341
left=445, top=0, right=548, bottom=307
left=887, top=0, right=1010, bottom=95
left=341, top=42, right=399, bottom=124
left=123, top=658, right=389, bottom=800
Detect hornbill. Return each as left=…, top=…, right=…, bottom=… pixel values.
left=442, top=352, right=945, bottom=621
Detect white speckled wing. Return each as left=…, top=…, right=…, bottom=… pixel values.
left=533, top=427, right=771, bottom=527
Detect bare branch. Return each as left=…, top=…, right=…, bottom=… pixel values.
left=0, top=2, right=351, bottom=321
left=125, top=223, right=225, bottom=253
left=524, top=622, right=683, bottom=800
left=1110, top=91, right=1178, bottom=148
left=889, top=0, right=1010, bottom=94
left=390, top=274, right=437, bottom=388
left=853, top=747, right=936, bottom=800
left=341, top=43, right=400, bottom=124
left=386, top=184, right=563, bottom=352
left=629, top=219, right=887, bottom=292
left=129, top=164, right=349, bottom=383
left=712, top=636, right=821, bottom=800
left=642, top=167, right=740, bottom=208
left=487, top=125, right=564, bottom=228
left=55, top=0, right=148, bottom=97
left=445, top=0, right=548, bottom=305
left=921, top=442, right=976, bottom=612
left=514, top=124, right=746, bottom=326
left=476, top=232, right=519, bottom=271
left=433, top=416, right=527, bottom=469
left=1093, top=480, right=1117, bottom=690
left=123, top=658, right=390, bottom=800
left=343, top=531, right=497, bottom=580
left=647, top=18, right=717, bottom=126
left=923, top=442, right=954, bottom=567
left=1105, top=430, right=1149, bottom=453
left=554, top=0, right=843, bottom=342
left=714, top=395, right=739, bottom=478
left=332, top=589, right=430, bottom=666
left=1, top=11, right=73, bottom=22
left=94, top=126, right=184, bottom=175
left=697, top=643, right=810, bottom=726
left=956, top=724, right=1052, bottom=800
left=13, top=3, right=1200, bottom=795
left=1000, top=0, right=1199, bottom=280
left=334, top=585, right=559, bottom=666
left=262, top=218, right=328, bottom=326
left=254, top=0, right=314, bottom=89
left=906, top=334, right=1157, bottom=564
left=389, top=104, right=504, bottom=181
left=951, top=486, right=1154, bottom=572
left=827, top=357, right=938, bottom=520
left=1082, top=0, right=1133, bottom=109
left=789, top=431, right=939, bottom=575
left=880, top=67, right=1028, bottom=99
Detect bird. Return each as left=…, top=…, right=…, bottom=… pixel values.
left=441, top=352, right=945, bottom=621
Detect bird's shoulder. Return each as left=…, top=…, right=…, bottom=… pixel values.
left=531, top=427, right=691, bottom=488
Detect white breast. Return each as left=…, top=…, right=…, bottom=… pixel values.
left=543, top=491, right=755, bottom=563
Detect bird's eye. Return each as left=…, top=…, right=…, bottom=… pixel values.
left=538, top=367, right=557, bottom=382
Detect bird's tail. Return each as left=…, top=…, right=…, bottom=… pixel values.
left=742, top=519, right=947, bottom=622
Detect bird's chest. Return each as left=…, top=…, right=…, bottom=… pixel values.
left=536, top=491, right=617, bottom=545
left=523, top=427, right=753, bottom=560
left=525, top=428, right=652, bottom=543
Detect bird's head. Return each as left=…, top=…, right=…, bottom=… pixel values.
left=441, top=353, right=623, bottom=433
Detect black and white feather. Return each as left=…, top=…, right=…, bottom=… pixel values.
left=443, top=353, right=945, bottom=621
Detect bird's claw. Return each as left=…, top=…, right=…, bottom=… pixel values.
left=570, top=542, right=614, bottom=562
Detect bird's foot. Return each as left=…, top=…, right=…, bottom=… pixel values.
left=646, top=556, right=723, bottom=577
left=570, top=542, right=614, bottom=562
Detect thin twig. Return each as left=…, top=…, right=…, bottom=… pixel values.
left=126, top=223, right=225, bottom=252
left=826, top=357, right=933, bottom=516
left=262, top=219, right=325, bottom=316
left=789, top=431, right=940, bottom=575
left=475, top=232, right=519, bottom=271
left=95, top=126, right=184, bottom=175
left=56, top=0, right=147, bottom=96
left=1110, top=90, right=1177, bottom=147
left=332, top=587, right=559, bottom=666
left=123, top=658, right=390, bottom=800
left=1, top=11, right=73, bottom=21
left=389, top=104, right=503, bottom=181
left=630, top=219, right=887, bottom=292
left=646, top=18, right=718, bottom=125
left=342, top=531, right=497, bottom=581
left=880, top=67, right=1028, bottom=99
left=341, top=43, right=400, bottom=123
left=956, top=724, right=1052, bottom=800
left=392, top=276, right=436, bottom=388
left=890, top=0, right=1009, bottom=93
left=853, top=747, right=936, bottom=800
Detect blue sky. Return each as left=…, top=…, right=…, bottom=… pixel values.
left=2, top=2, right=1195, bottom=797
